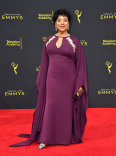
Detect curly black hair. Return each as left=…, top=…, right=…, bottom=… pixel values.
left=52, top=9, right=72, bottom=25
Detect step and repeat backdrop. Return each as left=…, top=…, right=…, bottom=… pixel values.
left=0, top=0, right=116, bottom=109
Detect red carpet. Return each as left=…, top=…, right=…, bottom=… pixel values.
left=0, top=108, right=116, bottom=156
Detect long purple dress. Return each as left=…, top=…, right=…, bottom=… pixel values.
left=9, top=34, right=89, bottom=147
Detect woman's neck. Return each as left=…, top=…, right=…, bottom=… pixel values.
left=55, top=32, right=70, bottom=37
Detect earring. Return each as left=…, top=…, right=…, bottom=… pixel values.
left=68, top=26, right=69, bottom=30
left=55, top=26, right=57, bottom=31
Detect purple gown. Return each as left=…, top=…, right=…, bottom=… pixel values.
left=9, top=34, right=89, bottom=147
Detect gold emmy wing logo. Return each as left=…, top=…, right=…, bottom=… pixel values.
left=38, top=11, right=53, bottom=20
left=75, top=10, right=82, bottom=23
left=11, top=62, right=18, bottom=75
left=105, top=61, right=113, bottom=74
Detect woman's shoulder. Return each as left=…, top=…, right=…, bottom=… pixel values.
left=46, top=34, right=56, bottom=39
left=45, top=35, right=56, bottom=43
left=70, top=35, right=80, bottom=45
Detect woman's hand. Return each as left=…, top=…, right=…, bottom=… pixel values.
left=77, top=87, right=83, bottom=96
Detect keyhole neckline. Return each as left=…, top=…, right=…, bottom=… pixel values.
left=55, top=34, right=71, bottom=38
left=56, top=37, right=63, bottom=49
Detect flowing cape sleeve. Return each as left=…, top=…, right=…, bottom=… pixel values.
left=9, top=36, right=50, bottom=147
left=73, top=39, right=89, bottom=111
left=72, top=39, right=89, bottom=142
left=36, top=37, right=49, bottom=96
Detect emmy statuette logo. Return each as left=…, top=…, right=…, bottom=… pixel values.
left=75, top=10, right=82, bottom=23
left=105, top=61, right=113, bottom=74
left=11, top=62, right=18, bottom=75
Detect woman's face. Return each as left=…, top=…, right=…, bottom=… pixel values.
left=55, top=15, right=69, bottom=32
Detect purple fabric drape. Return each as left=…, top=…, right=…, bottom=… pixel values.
left=9, top=35, right=89, bottom=147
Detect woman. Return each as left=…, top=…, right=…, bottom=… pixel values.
left=9, top=9, right=89, bottom=149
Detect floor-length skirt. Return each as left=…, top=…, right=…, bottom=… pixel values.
left=37, top=57, right=77, bottom=145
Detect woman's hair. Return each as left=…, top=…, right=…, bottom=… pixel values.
left=52, top=9, right=72, bottom=25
